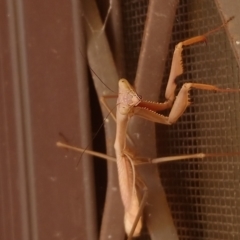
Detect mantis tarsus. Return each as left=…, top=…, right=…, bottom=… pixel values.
left=57, top=17, right=239, bottom=239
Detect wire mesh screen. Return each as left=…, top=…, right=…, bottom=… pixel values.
left=122, top=0, right=240, bottom=239
left=122, top=0, right=149, bottom=82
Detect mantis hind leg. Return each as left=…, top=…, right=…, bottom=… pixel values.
left=127, top=177, right=148, bottom=240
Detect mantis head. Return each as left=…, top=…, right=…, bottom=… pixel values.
left=117, top=79, right=142, bottom=115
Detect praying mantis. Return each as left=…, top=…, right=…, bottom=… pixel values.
left=57, top=15, right=240, bottom=239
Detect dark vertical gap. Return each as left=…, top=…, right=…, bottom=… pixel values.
left=88, top=70, right=107, bottom=232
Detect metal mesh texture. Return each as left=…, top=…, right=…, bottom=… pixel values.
left=122, top=0, right=149, bottom=82
left=122, top=0, right=240, bottom=239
